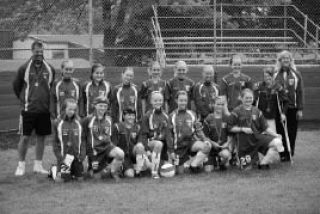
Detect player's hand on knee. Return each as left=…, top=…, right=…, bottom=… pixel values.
left=241, top=127, right=253, bottom=134
left=134, top=143, right=145, bottom=154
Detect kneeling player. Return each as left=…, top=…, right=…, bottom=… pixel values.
left=169, top=91, right=211, bottom=174
left=83, top=97, right=124, bottom=181
left=51, top=98, right=86, bottom=181
left=139, top=91, right=173, bottom=178
left=203, top=96, right=231, bottom=171
left=228, top=89, right=283, bottom=170
left=112, top=108, right=149, bottom=177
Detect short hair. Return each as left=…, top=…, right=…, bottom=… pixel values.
left=123, top=66, right=134, bottom=74
left=150, top=91, right=164, bottom=101
left=60, top=98, right=79, bottom=119
left=229, top=54, right=242, bottom=65
left=263, top=67, right=274, bottom=77
left=175, top=90, right=188, bottom=99
left=240, top=88, right=254, bottom=98
left=61, top=60, right=74, bottom=69
left=90, top=63, right=104, bottom=80
left=31, top=41, right=43, bottom=50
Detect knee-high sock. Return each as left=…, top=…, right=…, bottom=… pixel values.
left=260, top=148, right=278, bottom=165
left=136, top=154, right=144, bottom=172
left=191, top=151, right=207, bottom=167
left=110, top=158, right=123, bottom=174
left=151, top=151, right=161, bottom=173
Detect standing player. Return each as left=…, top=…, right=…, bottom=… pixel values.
left=13, top=41, right=55, bottom=176
left=193, top=65, right=220, bottom=121
left=82, top=97, right=124, bottom=181
left=112, top=108, right=148, bottom=177
left=228, top=89, right=283, bottom=170
left=139, top=91, right=173, bottom=178
left=51, top=98, right=86, bottom=181
left=203, top=96, right=231, bottom=170
left=169, top=91, right=211, bottom=173
left=111, top=67, right=141, bottom=122
left=82, top=63, right=111, bottom=117
left=50, top=60, right=81, bottom=119
left=273, top=50, right=304, bottom=161
left=140, top=61, right=167, bottom=115
left=165, top=60, right=195, bottom=113
left=220, top=55, right=253, bottom=111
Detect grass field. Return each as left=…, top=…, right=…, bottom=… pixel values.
left=0, top=130, right=319, bottom=214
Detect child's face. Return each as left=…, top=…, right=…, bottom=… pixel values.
left=280, top=56, right=291, bottom=68
left=92, top=67, right=104, bottom=82
left=202, top=67, right=214, bottom=82
left=150, top=64, right=161, bottom=78
left=242, top=92, right=254, bottom=107
left=214, top=99, right=224, bottom=113
left=65, top=103, right=77, bottom=118
left=264, top=72, right=273, bottom=85
left=175, top=62, right=187, bottom=78
left=62, top=62, right=74, bottom=79
left=95, top=103, right=108, bottom=115
left=122, top=69, right=134, bottom=85
left=177, top=94, right=188, bottom=110
left=124, top=113, right=136, bottom=124
left=151, top=93, right=163, bottom=110
left=231, top=57, right=242, bottom=72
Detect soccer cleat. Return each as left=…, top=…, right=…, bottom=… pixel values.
left=189, top=166, right=202, bottom=174
left=33, top=163, right=49, bottom=175
left=111, top=171, right=120, bottom=182
left=15, top=164, right=26, bottom=176
left=152, top=172, right=160, bottom=179
left=258, top=164, right=270, bottom=170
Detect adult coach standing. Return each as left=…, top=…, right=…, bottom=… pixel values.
left=273, top=50, right=304, bottom=161
left=13, top=41, right=55, bottom=176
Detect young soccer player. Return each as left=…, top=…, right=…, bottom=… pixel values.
left=50, top=60, right=81, bottom=119
left=228, top=89, right=283, bottom=170
left=140, top=61, right=167, bottom=115
left=139, top=91, right=173, bottom=178
left=193, top=65, right=220, bottom=121
left=82, top=63, right=111, bottom=117
left=220, top=55, right=253, bottom=111
left=165, top=60, right=195, bottom=113
left=111, top=67, right=141, bottom=122
left=82, top=97, right=124, bottom=181
left=273, top=50, right=304, bottom=161
left=254, top=67, right=288, bottom=133
left=203, top=96, right=231, bottom=170
left=112, top=108, right=148, bottom=177
left=169, top=91, right=211, bottom=174
left=51, top=98, right=86, bottom=181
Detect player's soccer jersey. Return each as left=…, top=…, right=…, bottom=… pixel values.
left=203, top=113, right=229, bottom=144
left=111, top=83, right=140, bottom=122
left=51, top=78, right=81, bottom=118
left=83, top=80, right=111, bottom=116
left=112, top=122, right=140, bottom=155
left=139, top=109, right=173, bottom=153
left=166, top=77, right=194, bottom=112
left=220, top=73, right=253, bottom=111
left=193, top=81, right=220, bottom=120
left=140, top=79, right=167, bottom=112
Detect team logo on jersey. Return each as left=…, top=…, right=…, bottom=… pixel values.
left=252, top=115, right=257, bottom=120
left=43, top=73, right=48, bottom=80
left=99, top=90, right=105, bottom=97
left=73, top=129, right=79, bottom=136
left=131, top=132, right=137, bottom=139
left=185, top=85, right=190, bottom=92
left=105, top=127, right=110, bottom=134
left=71, top=90, right=75, bottom=97
left=186, top=119, right=193, bottom=128
left=221, top=122, right=227, bottom=128
left=62, top=129, right=68, bottom=136
left=93, top=125, right=98, bottom=132
left=59, top=91, right=65, bottom=97
left=240, top=81, right=245, bottom=87
left=289, top=79, right=294, bottom=86
left=130, top=96, right=136, bottom=104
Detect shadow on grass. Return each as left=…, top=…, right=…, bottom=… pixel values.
left=0, top=133, right=53, bottom=150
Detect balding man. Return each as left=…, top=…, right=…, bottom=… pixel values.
left=193, top=65, right=220, bottom=121
left=165, top=61, right=195, bottom=113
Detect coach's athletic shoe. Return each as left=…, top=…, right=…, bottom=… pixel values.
left=33, top=161, right=49, bottom=175
left=14, top=161, right=26, bottom=176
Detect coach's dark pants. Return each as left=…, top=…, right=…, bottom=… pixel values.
left=276, top=108, right=298, bottom=157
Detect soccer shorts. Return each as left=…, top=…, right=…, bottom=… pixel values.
left=20, top=110, right=51, bottom=136
left=175, top=140, right=197, bottom=166
left=90, top=145, right=115, bottom=172
left=237, top=133, right=274, bottom=158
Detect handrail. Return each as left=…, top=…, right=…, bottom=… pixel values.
left=152, top=5, right=166, bottom=67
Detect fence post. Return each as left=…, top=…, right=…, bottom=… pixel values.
left=304, top=14, right=308, bottom=47
left=213, top=0, right=217, bottom=67
left=88, top=0, right=93, bottom=66
left=283, top=4, right=288, bottom=41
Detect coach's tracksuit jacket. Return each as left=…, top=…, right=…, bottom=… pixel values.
left=50, top=78, right=81, bottom=118
left=139, top=109, right=173, bottom=154
left=53, top=116, right=86, bottom=165
left=13, top=58, right=55, bottom=113
left=273, top=68, right=304, bottom=111
left=220, top=73, right=253, bottom=111
left=82, top=80, right=112, bottom=116
left=140, top=79, right=167, bottom=112
left=165, top=77, right=195, bottom=113
left=254, top=81, right=288, bottom=119
left=82, top=114, right=113, bottom=160
left=111, top=83, right=141, bottom=123
left=193, top=81, right=220, bottom=120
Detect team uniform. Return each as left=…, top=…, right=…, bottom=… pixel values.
left=13, top=59, right=55, bottom=136
left=111, top=83, right=140, bottom=122
left=50, top=78, right=81, bottom=118
left=139, top=109, right=173, bottom=161
left=165, top=77, right=194, bottom=113
left=220, top=73, right=253, bottom=111
left=228, top=105, right=276, bottom=160
left=111, top=122, right=141, bottom=171
left=274, top=68, right=304, bottom=157
left=83, top=114, right=115, bottom=172
left=193, top=81, right=220, bottom=121
left=82, top=80, right=111, bottom=117
left=52, top=116, right=86, bottom=179
left=140, top=79, right=167, bottom=112
left=169, top=109, right=199, bottom=165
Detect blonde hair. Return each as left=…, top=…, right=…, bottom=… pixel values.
left=274, top=50, right=296, bottom=72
